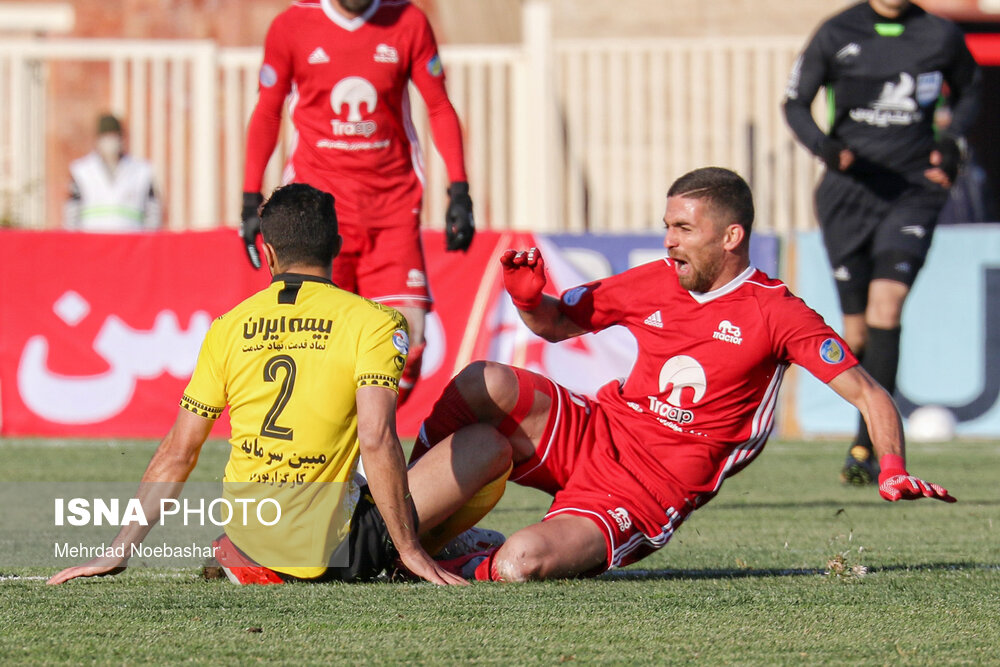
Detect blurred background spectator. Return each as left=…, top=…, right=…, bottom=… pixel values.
left=64, top=113, right=161, bottom=232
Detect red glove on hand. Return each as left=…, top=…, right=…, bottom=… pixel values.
left=500, top=247, right=547, bottom=310
left=877, top=454, right=956, bottom=503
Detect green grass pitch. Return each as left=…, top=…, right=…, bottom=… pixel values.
left=1, top=437, right=998, bottom=664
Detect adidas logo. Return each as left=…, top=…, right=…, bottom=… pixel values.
left=308, top=47, right=330, bottom=65
left=833, top=266, right=851, bottom=282
left=644, top=311, right=663, bottom=328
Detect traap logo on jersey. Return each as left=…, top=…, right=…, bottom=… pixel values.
left=330, top=77, right=377, bottom=137
left=850, top=73, right=923, bottom=127
left=647, top=355, right=707, bottom=428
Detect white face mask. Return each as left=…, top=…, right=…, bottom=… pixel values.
left=96, top=134, right=123, bottom=164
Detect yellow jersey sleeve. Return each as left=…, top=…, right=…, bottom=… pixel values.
left=355, top=303, right=409, bottom=392
left=180, top=318, right=226, bottom=420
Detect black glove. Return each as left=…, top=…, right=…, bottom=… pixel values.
left=445, top=181, right=475, bottom=252
left=934, top=135, right=964, bottom=183
left=240, top=192, right=264, bottom=269
left=819, top=138, right=847, bottom=171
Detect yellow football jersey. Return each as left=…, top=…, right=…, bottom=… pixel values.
left=181, top=273, right=408, bottom=577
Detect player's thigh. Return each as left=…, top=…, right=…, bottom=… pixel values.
left=331, top=225, right=367, bottom=294
left=815, top=174, right=880, bottom=316
left=829, top=248, right=874, bottom=317
left=498, top=367, right=601, bottom=493
left=871, top=187, right=945, bottom=288
left=355, top=218, right=431, bottom=311
left=492, top=515, right=607, bottom=581
left=544, top=442, right=688, bottom=574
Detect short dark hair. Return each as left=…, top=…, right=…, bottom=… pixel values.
left=260, top=184, right=339, bottom=268
left=667, top=167, right=754, bottom=235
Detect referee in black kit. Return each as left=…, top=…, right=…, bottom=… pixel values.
left=783, top=0, right=981, bottom=485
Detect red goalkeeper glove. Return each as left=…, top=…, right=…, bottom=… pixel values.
left=877, top=454, right=956, bottom=503
left=500, top=247, right=546, bottom=310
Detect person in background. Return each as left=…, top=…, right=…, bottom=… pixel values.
left=240, top=0, right=476, bottom=404
left=783, top=0, right=981, bottom=484
left=64, top=113, right=162, bottom=232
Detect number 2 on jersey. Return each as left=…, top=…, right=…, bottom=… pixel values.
left=261, top=355, right=296, bottom=441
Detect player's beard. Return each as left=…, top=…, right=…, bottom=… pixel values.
left=337, top=0, right=374, bottom=13
left=673, top=252, right=723, bottom=293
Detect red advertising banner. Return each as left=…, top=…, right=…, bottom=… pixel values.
left=0, top=230, right=268, bottom=437
left=0, top=229, right=642, bottom=439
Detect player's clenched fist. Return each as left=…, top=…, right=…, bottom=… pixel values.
left=240, top=192, right=264, bottom=269
left=500, top=247, right=547, bottom=311
left=877, top=454, right=956, bottom=503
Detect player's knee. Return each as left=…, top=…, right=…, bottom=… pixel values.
left=455, top=361, right=520, bottom=417
left=491, top=534, right=549, bottom=582
left=865, top=295, right=906, bottom=329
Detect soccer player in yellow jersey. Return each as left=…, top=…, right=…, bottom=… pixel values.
left=48, top=184, right=511, bottom=586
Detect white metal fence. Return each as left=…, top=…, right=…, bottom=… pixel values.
left=0, top=1, right=821, bottom=234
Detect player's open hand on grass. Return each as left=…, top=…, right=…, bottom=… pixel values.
left=240, top=192, right=265, bottom=269
left=47, top=556, right=128, bottom=585
left=501, top=247, right=547, bottom=311
left=877, top=454, right=956, bottom=503
left=397, top=547, right=469, bottom=586
left=445, top=182, right=475, bottom=252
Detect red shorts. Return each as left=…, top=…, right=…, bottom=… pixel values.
left=331, top=219, right=431, bottom=310
left=505, top=369, right=692, bottom=572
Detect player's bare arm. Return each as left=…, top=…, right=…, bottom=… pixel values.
left=827, top=367, right=955, bottom=503
left=500, top=248, right=586, bottom=343
left=355, top=385, right=467, bottom=586
left=47, top=409, right=213, bottom=584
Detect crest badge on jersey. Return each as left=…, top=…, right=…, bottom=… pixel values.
left=427, top=54, right=443, bottom=77
left=819, top=338, right=845, bottom=364
left=392, top=329, right=410, bottom=356
left=259, top=64, right=278, bottom=88
left=561, top=286, right=587, bottom=307
left=916, top=71, right=943, bottom=107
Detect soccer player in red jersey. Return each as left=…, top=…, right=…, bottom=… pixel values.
left=415, top=167, right=955, bottom=581
left=240, top=0, right=474, bottom=403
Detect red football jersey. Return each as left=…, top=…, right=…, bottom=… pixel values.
left=558, top=259, right=858, bottom=503
left=244, top=0, right=466, bottom=227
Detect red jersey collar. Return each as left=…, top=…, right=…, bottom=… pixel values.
left=681, top=262, right=756, bottom=304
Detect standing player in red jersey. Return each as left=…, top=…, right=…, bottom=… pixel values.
left=240, top=0, right=474, bottom=403
left=411, top=167, right=955, bottom=581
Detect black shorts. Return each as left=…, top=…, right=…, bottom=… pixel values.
left=279, top=485, right=411, bottom=583
left=815, top=170, right=948, bottom=314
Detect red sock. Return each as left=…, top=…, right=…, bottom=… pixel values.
left=409, top=377, right=478, bottom=464
left=473, top=549, right=500, bottom=581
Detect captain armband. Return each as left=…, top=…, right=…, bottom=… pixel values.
left=356, top=373, right=400, bottom=390
left=180, top=394, right=224, bottom=420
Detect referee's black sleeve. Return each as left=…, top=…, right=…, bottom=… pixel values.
left=783, top=28, right=831, bottom=158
